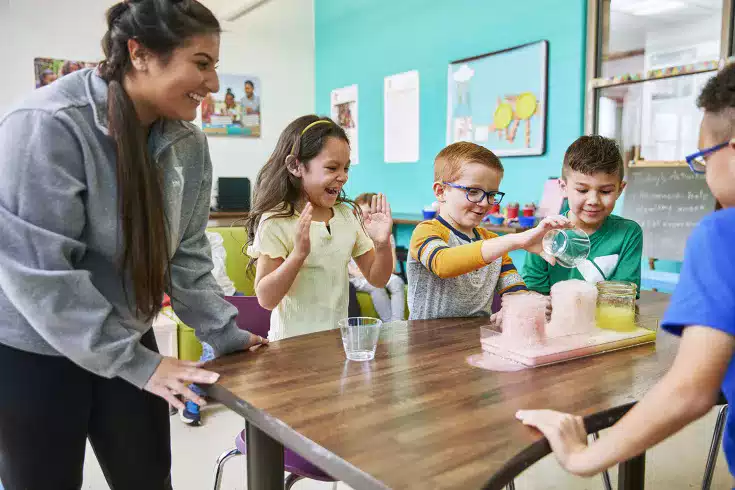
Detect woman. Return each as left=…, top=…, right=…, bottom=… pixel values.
left=0, top=1, right=266, bottom=488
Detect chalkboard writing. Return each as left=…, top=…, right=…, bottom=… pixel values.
left=622, top=166, right=715, bottom=261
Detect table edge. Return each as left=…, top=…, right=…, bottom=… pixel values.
left=203, top=383, right=390, bottom=490
left=481, top=402, right=637, bottom=489
left=204, top=383, right=641, bottom=490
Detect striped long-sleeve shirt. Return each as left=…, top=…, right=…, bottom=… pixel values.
left=407, top=215, right=526, bottom=320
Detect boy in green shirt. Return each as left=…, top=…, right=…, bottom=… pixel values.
left=523, top=136, right=643, bottom=295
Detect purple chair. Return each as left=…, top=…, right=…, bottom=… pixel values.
left=491, top=293, right=501, bottom=314
left=212, top=296, right=338, bottom=490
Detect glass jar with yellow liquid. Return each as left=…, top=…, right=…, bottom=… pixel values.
left=596, top=281, right=637, bottom=332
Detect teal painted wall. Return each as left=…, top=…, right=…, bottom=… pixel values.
left=315, top=0, right=587, bottom=273
left=315, top=0, right=588, bottom=221
left=314, top=0, right=681, bottom=282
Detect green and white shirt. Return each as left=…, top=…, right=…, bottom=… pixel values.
left=522, top=214, right=643, bottom=297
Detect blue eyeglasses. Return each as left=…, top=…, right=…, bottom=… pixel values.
left=685, top=140, right=732, bottom=174
left=442, top=182, right=505, bottom=205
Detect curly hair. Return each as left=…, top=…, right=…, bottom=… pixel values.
left=698, top=64, right=735, bottom=141
left=562, top=135, right=623, bottom=181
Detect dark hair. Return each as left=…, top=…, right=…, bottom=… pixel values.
left=698, top=64, right=735, bottom=140
left=434, top=141, right=503, bottom=182
left=59, top=60, right=81, bottom=77
left=562, top=135, right=624, bottom=181
left=354, top=192, right=377, bottom=206
left=245, top=80, right=254, bottom=88
left=98, top=0, right=220, bottom=321
left=40, top=69, right=55, bottom=85
left=245, top=115, right=355, bottom=252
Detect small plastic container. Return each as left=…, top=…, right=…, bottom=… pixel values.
left=596, top=281, right=637, bottom=332
left=339, top=317, right=382, bottom=361
left=517, top=216, right=536, bottom=228
left=487, top=215, right=505, bottom=226
left=422, top=209, right=437, bottom=220
left=542, top=228, right=591, bottom=268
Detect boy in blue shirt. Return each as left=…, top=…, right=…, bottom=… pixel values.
left=517, top=64, right=735, bottom=481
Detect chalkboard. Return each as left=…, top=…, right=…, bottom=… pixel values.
left=622, top=166, right=715, bottom=261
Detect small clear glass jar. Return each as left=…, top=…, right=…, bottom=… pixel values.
left=596, top=281, right=637, bottom=332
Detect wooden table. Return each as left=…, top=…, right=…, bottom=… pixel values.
left=208, top=210, right=248, bottom=228
left=205, top=292, right=674, bottom=489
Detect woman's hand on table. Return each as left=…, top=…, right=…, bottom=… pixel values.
left=145, top=357, right=220, bottom=410
left=144, top=333, right=269, bottom=409
left=515, top=409, right=593, bottom=476
left=244, top=332, right=269, bottom=351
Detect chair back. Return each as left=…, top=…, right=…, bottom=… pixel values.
left=224, top=296, right=271, bottom=338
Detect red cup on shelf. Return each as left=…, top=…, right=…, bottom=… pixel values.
left=506, top=203, right=520, bottom=220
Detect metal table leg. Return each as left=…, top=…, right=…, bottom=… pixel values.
left=246, top=420, right=284, bottom=489
left=618, top=452, right=646, bottom=490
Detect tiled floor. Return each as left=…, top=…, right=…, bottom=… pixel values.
left=82, top=405, right=731, bottom=489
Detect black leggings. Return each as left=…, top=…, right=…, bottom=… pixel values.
left=0, top=331, right=172, bottom=490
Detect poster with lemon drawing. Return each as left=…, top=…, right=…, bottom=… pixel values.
left=447, top=40, right=548, bottom=156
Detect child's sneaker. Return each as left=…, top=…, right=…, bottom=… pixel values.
left=179, top=401, right=202, bottom=426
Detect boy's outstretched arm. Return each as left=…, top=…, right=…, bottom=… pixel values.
left=517, top=326, right=732, bottom=477
left=410, top=216, right=571, bottom=279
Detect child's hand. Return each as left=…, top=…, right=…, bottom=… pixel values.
left=515, top=409, right=590, bottom=475
left=517, top=216, right=572, bottom=265
left=490, top=307, right=504, bottom=329
left=363, top=193, right=393, bottom=247
left=293, top=203, right=312, bottom=261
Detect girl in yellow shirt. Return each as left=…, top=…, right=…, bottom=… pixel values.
left=246, top=116, right=394, bottom=340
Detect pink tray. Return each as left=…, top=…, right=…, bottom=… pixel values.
left=480, top=320, right=658, bottom=368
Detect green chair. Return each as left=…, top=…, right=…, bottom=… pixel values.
left=177, top=227, right=255, bottom=360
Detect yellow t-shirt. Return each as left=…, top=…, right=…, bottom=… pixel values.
left=248, top=203, right=374, bottom=340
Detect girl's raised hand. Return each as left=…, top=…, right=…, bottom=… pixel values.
left=293, top=203, right=312, bottom=261
left=363, top=194, right=393, bottom=246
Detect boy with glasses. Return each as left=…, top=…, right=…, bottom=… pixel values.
left=407, top=142, right=570, bottom=320
left=523, top=135, right=643, bottom=296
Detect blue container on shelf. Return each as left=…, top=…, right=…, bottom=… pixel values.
left=422, top=209, right=437, bottom=220
left=486, top=215, right=505, bottom=226
left=518, top=216, right=536, bottom=228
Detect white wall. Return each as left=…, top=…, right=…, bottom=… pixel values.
left=0, top=0, right=108, bottom=113
left=206, top=0, right=315, bottom=189
left=0, top=0, right=315, bottom=191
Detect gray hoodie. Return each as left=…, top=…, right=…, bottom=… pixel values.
left=0, top=69, right=250, bottom=388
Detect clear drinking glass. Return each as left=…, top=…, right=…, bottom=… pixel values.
left=542, top=228, right=591, bottom=268
left=339, top=317, right=382, bottom=361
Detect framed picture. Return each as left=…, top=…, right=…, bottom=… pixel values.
left=447, top=40, right=548, bottom=156
left=199, top=74, right=261, bottom=137
left=34, top=57, right=97, bottom=88
left=330, top=84, right=359, bottom=164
